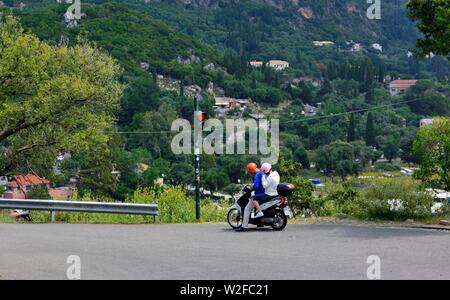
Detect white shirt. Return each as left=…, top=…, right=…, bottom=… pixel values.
left=261, top=171, right=280, bottom=196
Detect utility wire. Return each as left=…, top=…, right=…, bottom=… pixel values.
left=114, top=95, right=437, bottom=134
left=280, top=97, right=429, bottom=124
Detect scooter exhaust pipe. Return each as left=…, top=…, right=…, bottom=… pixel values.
left=260, top=217, right=275, bottom=225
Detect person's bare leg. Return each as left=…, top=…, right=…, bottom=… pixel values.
left=253, top=200, right=262, bottom=212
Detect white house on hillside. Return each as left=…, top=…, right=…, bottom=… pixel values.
left=250, top=61, right=263, bottom=68
left=313, top=41, right=335, bottom=47
left=268, top=60, right=289, bottom=71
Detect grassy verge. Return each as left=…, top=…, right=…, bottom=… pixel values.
left=0, top=211, right=15, bottom=223
left=0, top=187, right=228, bottom=224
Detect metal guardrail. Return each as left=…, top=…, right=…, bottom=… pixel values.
left=0, top=198, right=158, bottom=223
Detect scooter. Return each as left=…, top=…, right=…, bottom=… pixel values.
left=227, top=183, right=295, bottom=231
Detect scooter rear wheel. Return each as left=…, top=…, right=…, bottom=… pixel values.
left=271, top=210, right=288, bottom=231
left=227, top=208, right=242, bottom=229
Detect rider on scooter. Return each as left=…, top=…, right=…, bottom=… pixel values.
left=237, top=162, right=280, bottom=232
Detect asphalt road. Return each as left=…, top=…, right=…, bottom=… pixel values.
left=0, top=223, right=449, bottom=280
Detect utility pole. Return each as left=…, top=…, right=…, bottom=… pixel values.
left=194, top=96, right=201, bottom=221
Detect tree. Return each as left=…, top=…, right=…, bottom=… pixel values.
left=0, top=16, right=122, bottom=176
left=168, top=161, right=194, bottom=186
left=382, top=137, right=399, bottom=162
left=179, top=78, right=185, bottom=97
left=347, top=113, right=356, bottom=142
left=217, top=155, right=248, bottom=184
left=27, top=185, right=51, bottom=200
left=318, top=80, right=332, bottom=98
left=130, top=103, right=177, bottom=159
left=365, top=86, right=375, bottom=104
left=316, top=140, right=360, bottom=181
left=351, top=140, right=373, bottom=168
left=399, top=127, right=420, bottom=163
left=223, top=183, right=241, bottom=199
left=293, top=146, right=310, bottom=169
left=407, top=0, right=450, bottom=59
left=321, top=97, right=345, bottom=115
left=413, top=117, right=450, bottom=190
left=405, top=81, right=450, bottom=116
left=251, top=71, right=257, bottom=89
left=143, top=158, right=171, bottom=185
left=113, top=148, right=152, bottom=200
left=299, top=81, right=314, bottom=104
left=308, top=124, right=335, bottom=148
left=365, top=112, right=376, bottom=146
left=119, top=76, right=160, bottom=125
left=203, top=169, right=228, bottom=195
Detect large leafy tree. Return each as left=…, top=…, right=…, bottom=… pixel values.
left=407, top=0, right=450, bottom=58
left=0, top=16, right=123, bottom=177
left=316, top=140, right=361, bottom=181
left=413, top=117, right=450, bottom=190
left=203, top=169, right=228, bottom=195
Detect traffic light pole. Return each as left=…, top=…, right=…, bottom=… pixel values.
left=194, top=96, right=201, bottom=221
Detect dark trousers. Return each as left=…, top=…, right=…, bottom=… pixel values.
left=252, top=193, right=275, bottom=204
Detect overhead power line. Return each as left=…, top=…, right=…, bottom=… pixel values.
left=280, top=96, right=431, bottom=124
left=114, top=95, right=436, bottom=134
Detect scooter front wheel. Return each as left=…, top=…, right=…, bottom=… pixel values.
left=227, top=208, right=242, bottom=229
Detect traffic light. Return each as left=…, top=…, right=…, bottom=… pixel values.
left=198, top=113, right=208, bottom=122
left=198, top=112, right=208, bottom=129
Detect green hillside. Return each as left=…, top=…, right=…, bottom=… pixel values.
left=1, top=0, right=449, bottom=201
left=13, top=1, right=220, bottom=80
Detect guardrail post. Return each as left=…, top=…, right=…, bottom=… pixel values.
left=153, top=215, right=158, bottom=223
left=50, top=211, right=55, bottom=223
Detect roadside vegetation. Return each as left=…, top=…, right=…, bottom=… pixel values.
left=0, top=2, right=449, bottom=226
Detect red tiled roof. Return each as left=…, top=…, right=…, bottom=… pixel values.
left=7, top=174, right=50, bottom=188
left=390, top=80, right=417, bottom=88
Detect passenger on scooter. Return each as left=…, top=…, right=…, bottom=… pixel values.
left=253, top=163, right=280, bottom=211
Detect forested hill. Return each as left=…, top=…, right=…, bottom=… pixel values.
left=105, top=0, right=448, bottom=79
left=10, top=1, right=220, bottom=79
left=5, top=0, right=450, bottom=79
left=143, top=0, right=417, bottom=44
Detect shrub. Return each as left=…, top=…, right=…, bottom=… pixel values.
left=359, top=178, right=435, bottom=220
left=277, top=159, right=315, bottom=215
left=131, top=186, right=227, bottom=223
left=375, top=163, right=401, bottom=172
left=322, top=182, right=361, bottom=215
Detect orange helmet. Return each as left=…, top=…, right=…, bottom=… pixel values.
left=246, top=162, right=258, bottom=174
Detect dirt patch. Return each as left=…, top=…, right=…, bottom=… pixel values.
left=298, top=7, right=315, bottom=19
